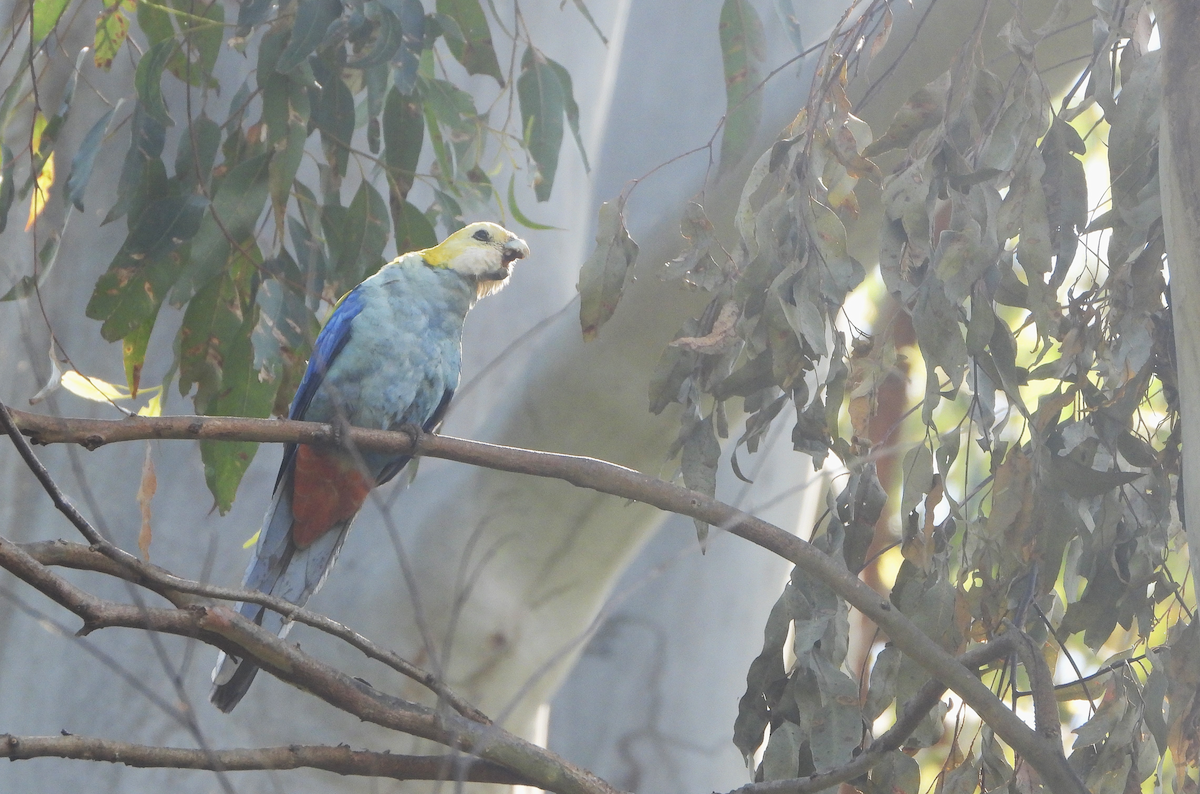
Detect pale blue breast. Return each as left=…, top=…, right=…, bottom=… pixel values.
left=303, top=261, right=474, bottom=477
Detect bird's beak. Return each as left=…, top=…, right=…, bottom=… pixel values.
left=502, top=237, right=530, bottom=266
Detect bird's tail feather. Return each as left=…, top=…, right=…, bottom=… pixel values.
left=210, top=474, right=357, bottom=711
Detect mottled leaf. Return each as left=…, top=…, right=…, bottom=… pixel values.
left=578, top=200, right=638, bottom=340
left=178, top=270, right=249, bottom=407
left=86, top=246, right=182, bottom=342
left=774, top=0, right=804, bottom=53
left=717, top=0, right=765, bottom=172
left=122, top=306, right=156, bottom=397
left=94, top=0, right=135, bottom=70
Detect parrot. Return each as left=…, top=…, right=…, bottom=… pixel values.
left=210, top=221, right=529, bottom=712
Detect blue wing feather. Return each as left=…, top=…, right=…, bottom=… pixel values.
left=273, top=287, right=366, bottom=490
left=292, top=287, right=365, bottom=421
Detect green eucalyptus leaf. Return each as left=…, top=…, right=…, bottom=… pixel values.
left=383, top=86, right=423, bottom=202
left=578, top=200, right=638, bottom=341
left=174, top=112, right=221, bottom=193
left=337, top=180, right=389, bottom=284
left=135, top=40, right=178, bottom=127
left=435, top=0, right=503, bottom=84
left=681, top=413, right=721, bottom=545
left=717, top=0, right=765, bottom=172
left=277, top=0, right=344, bottom=73
left=121, top=305, right=157, bottom=397
left=507, top=174, right=561, bottom=231
left=105, top=104, right=166, bottom=225
left=32, top=0, right=71, bottom=46
left=311, top=60, right=355, bottom=179
left=391, top=198, right=436, bottom=254
left=0, top=144, right=14, bottom=233
left=544, top=57, right=588, bottom=173
left=516, top=48, right=561, bottom=202
left=66, top=108, right=115, bottom=210
left=170, top=152, right=273, bottom=305
left=348, top=5, right=403, bottom=68
left=201, top=318, right=280, bottom=514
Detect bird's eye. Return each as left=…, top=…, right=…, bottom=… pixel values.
left=472, top=229, right=491, bottom=242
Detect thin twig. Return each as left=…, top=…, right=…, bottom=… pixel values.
left=0, top=734, right=531, bottom=785
left=0, top=403, right=488, bottom=725
left=0, top=537, right=624, bottom=794
left=15, top=539, right=489, bottom=724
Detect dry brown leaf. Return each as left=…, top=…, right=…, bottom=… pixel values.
left=137, top=443, right=156, bottom=561
left=669, top=301, right=741, bottom=354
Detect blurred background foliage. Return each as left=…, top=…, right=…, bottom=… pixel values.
left=596, top=2, right=1197, bottom=791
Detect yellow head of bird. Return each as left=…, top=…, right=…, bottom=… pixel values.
left=421, top=222, right=530, bottom=299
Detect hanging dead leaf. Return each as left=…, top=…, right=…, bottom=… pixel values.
left=670, top=300, right=740, bottom=354
left=137, top=443, right=156, bottom=560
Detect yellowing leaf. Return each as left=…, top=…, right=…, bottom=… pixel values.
left=243, top=529, right=260, bottom=549
left=94, top=0, right=136, bottom=70
left=137, top=391, right=163, bottom=417
left=26, top=146, right=54, bottom=231
left=61, top=370, right=133, bottom=402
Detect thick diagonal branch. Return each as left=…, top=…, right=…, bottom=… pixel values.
left=5, top=407, right=1084, bottom=794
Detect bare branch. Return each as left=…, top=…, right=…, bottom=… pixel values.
left=3, top=406, right=1084, bottom=794
left=16, top=539, right=489, bottom=725
left=0, top=537, right=625, bottom=794
left=0, top=734, right=532, bottom=785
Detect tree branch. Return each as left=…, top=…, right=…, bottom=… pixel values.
left=3, top=407, right=1084, bottom=794
left=0, top=536, right=624, bottom=794
left=16, top=539, right=489, bottom=725
left=0, top=734, right=531, bottom=785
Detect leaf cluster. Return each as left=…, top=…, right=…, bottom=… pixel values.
left=4, top=0, right=596, bottom=511
left=581, top=1, right=1197, bottom=790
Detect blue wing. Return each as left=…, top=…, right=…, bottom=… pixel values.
left=273, top=287, right=366, bottom=489
left=291, top=286, right=365, bottom=421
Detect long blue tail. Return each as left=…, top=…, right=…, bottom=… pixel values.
left=210, top=470, right=354, bottom=712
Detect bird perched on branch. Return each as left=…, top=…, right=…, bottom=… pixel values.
left=210, top=221, right=530, bottom=712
